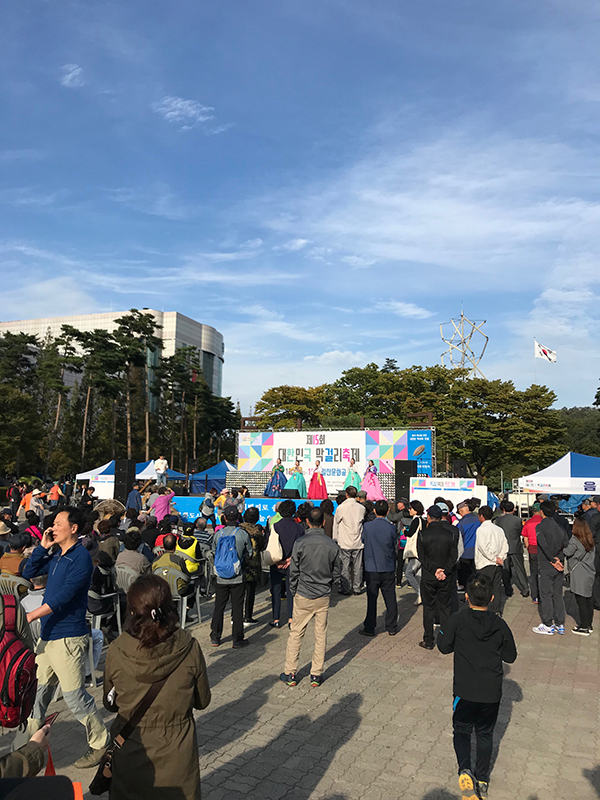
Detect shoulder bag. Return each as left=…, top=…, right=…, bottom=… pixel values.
left=89, top=676, right=168, bottom=795
left=261, top=528, right=283, bottom=568
left=403, top=518, right=422, bottom=560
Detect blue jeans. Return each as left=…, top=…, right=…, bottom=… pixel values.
left=156, top=473, right=167, bottom=487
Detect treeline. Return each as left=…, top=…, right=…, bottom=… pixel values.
left=255, top=359, right=599, bottom=489
left=0, top=309, right=238, bottom=477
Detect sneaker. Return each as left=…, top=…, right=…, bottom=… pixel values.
left=74, top=746, right=106, bottom=769
left=279, top=672, right=297, bottom=686
left=458, top=769, right=477, bottom=799
left=555, top=624, right=565, bottom=635
left=572, top=626, right=591, bottom=636
left=310, top=674, right=323, bottom=687
left=477, top=780, right=489, bottom=799
left=532, top=623, right=554, bottom=635
left=210, top=638, right=221, bottom=647
left=232, top=639, right=249, bottom=649
left=84, top=675, right=103, bottom=687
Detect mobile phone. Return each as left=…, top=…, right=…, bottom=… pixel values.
left=43, top=712, right=59, bottom=727
left=44, top=529, right=54, bottom=542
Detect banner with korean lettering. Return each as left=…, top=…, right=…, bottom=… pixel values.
left=237, top=429, right=433, bottom=494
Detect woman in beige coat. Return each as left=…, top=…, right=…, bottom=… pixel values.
left=103, top=574, right=211, bottom=799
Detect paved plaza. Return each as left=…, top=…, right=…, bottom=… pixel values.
left=2, top=583, right=599, bottom=800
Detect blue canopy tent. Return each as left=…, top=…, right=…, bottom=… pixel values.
left=190, top=460, right=237, bottom=494
left=518, top=452, right=600, bottom=495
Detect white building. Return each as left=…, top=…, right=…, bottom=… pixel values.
left=0, top=310, right=224, bottom=395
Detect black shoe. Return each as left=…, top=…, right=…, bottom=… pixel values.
left=353, top=589, right=365, bottom=595
left=521, top=591, right=530, bottom=598
left=279, top=672, right=297, bottom=686
left=358, top=628, right=375, bottom=637
left=210, top=638, right=221, bottom=647
left=419, top=640, right=434, bottom=650
left=269, top=620, right=283, bottom=628
left=388, top=629, right=399, bottom=636
left=232, top=639, right=249, bottom=649
left=244, top=618, right=259, bottom=625
left=85, top=675, right=103, bottom=687
left=310, top=674, right=323, bottom=687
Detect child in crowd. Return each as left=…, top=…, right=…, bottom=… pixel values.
left=437, top=572, right=517, bottom=800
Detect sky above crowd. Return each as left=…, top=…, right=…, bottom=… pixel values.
left=2, top=0, right=600, bottom=412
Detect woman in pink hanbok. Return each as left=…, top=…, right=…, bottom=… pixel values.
left=361, top=460, right=385, bottom=501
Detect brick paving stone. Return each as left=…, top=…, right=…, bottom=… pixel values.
left=1, top=584, right=599, bottom=798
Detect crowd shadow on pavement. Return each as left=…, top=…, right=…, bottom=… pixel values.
left=421, top=790, right=459, bottom=799
left=490, top=676, right=523, bottom=772
left=203, top=620, right=278, bottom=690
left=584, top=765, right=600, bottom=796
left=202, top=693, right=362, bottom=800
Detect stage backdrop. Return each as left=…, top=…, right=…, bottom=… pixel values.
left=237, top=429, right=433, bottom=495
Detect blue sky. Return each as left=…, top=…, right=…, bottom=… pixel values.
left=2, top=0, right=600, bottom=412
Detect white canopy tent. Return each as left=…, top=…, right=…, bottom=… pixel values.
left=75, top=460, right=115, bottom=500
left=517, top=452, right=600, bottom=494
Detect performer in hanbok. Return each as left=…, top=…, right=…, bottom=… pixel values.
left=307, top=460, right=328, bottom=500
left=284, top=460, right=307, bottom=498
left=343, top=458, right=361, bottom=491
left=360, top=459, right=385, bottom=501
left=264, top=458, right=287, bottom=498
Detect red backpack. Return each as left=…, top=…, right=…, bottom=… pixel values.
left=0, top=595, right=37, bottom=728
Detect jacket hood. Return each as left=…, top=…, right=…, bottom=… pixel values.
left=114, top=628, right=194, bottom=683
left=467, top=608, right=501, bottom=641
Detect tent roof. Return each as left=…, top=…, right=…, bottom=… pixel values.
left=76, top=460, right=115, bottom=480
left=135, top=460, right=186, bottom=480
left=190, top=460, right=236, bottom=480
left=522, top=452, right=600, bottom=480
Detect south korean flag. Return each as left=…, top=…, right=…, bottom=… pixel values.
left=534, top=340, right=557, bottom=363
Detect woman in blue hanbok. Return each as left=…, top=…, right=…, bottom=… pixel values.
left=284, top=460, right=307, bottom=498
left=264, top=458, right=287, bottom=498
left=343, top=458, right=362, bottom=491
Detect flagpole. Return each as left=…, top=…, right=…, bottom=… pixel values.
left=533, top=338, right=537, bottom=385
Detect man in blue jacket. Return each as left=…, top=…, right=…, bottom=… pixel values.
left=21, top=507, right=109, bottom=768
left=359, top=500, right=399, bottom=636
left=457, top=500, right=481, bottom=589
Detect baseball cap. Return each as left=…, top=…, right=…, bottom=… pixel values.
left=436, top=502, right=449, bottom=514
left=427, top=505, right=443, bottom=519
left=224, top=506, right=239, bottom=520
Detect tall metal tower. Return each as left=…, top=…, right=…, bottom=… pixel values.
left=440, top=311, right=488, bottom=378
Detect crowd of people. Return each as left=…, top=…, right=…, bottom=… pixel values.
left=0, top=470, right=597, bottom=800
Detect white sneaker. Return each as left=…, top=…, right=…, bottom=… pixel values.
left=532, top=623, right=554, bottom=635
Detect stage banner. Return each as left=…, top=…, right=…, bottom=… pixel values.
left=409, top=477, right=487, bottom=510
left=238, top=429, right=433, bottom=495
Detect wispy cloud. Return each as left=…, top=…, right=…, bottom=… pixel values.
left=303, top=349, right=367, bottom=366
left=106, top=185, right=192, bottom=220
left=276, top=238, right=310, bottom=252
left=0, top=149, right=44, bottom=164
left=374, top=300, right=433, bottom=319
left=60, top=64, right=85, bottom=88
left=0, top=187, right=60, bottom=207
left=151, top=96, right=217, bottom=132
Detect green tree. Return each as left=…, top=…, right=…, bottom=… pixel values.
left=255, top=385, right=328, bottom=429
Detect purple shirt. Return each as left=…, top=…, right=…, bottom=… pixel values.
left=151, top=490, right=174, bottom=522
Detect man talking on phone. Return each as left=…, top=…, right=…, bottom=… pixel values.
left=19, top=507, right=109, bottom=768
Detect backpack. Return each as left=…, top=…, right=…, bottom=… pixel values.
left=213, top=529, right=241, bottom=580
left=0, top=595, right=37, bottom=728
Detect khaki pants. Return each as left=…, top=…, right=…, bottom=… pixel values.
left=21, top=636, right=108, bottom=751
left=284, top=594, right=329, bottom=676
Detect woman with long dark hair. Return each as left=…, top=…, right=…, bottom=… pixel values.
left=564, top=516, right=596, bottom=635
left=403, top=500, right=425, bottom=605
left=103, top=574, right=211, bottom=799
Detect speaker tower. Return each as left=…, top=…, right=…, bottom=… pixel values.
left=394, top=460, right=418, bottom=502
left=114, top=459, right=136, bottom=505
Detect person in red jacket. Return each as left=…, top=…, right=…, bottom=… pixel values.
left=521, top=503, right=541, bottom=603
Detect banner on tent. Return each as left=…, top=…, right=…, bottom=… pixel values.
left=518, top=477, right=600, bottom=494
left=237, top=429, right=433, bottom=494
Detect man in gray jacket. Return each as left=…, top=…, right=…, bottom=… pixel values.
left=496, top=501, right=529, bottom=598
left=210, top=506, right=253, bottom=649
left=333, top=486, right=365, bottom=595
left=280, top=506, right=341, bottom=687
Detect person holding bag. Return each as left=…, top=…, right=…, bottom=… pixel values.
left=99, top=574, right=211, bottom=800
left=403, top=501, right=425, bottom=605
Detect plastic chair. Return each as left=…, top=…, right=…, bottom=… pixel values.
left=154, top=568, right=202, bottom=628
left=87, top=591, right=122, bottom=636
left=153, top=546, right=165, bottom=559
left=115, top=564, right=140, bottom=594
left=0, top=574, right=32, bottom=597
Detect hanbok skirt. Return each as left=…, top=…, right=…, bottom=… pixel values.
left=285, top=472, right=307, bottom=498
left=360, top=471, right=385, bottom=501
left=308, top=472, right=328, bottom=500
left=343, top=470, right=361, bottom=491
left=264, top=470, right=287, bottom=498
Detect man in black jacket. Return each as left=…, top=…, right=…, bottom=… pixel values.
left=532, top=501, right=569, bottom=636
left=582, top=497, right=600, bottom=609
left=417, top=505, right=458, bottom=650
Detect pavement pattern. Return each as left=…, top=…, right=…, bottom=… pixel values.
left=1, top=583, right=599, bottom=800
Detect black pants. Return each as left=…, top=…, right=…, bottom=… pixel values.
left=478, top=565, right=503, bottom=614
left=396, top=550, right=405, bottom=585
left=270, top=565, right=293, bottom=621
left=592, top=550, right=600, bottom=610
left=458, top=558, right=475, bottom=589
left=450, top=568, right=459, bottom=614
left=453, top=697, right=500, bottom=783
left=9, top=501, right=19, bottom=522
left=538, top=566, right=565, bottom=626
left=244, top=580, right=257, bottom=620
left=363, top=571, right=398, bottom=633
left=502, top=553, right=529, bottom=597
left=528, top=553, right=539, bottom=601
left=575, top=594, right=594, bottom=629
left=211, top=582, right=245, bottom=644
left=421, top=576, right=452, bottom=646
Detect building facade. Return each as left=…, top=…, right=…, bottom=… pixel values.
left=0, top=310, right=224, bottom=395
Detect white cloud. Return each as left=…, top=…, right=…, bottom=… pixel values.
left=0, top=277, right=99, bottom=320
left=374, top=300, right=433, bottom=319
left=279, top=238, right=309, bottom=252
left=151, top=96, right=215, bottom=131
left=107, top=185, right=192, bottom=220
left=60, top=64, right=85, bottom=88
left=303, top=350, right=367, bottom=366
left=0, top=188, right=60, bottom=207
left=241, top=238, right=263, bottom=249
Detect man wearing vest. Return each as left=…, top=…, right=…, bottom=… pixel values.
left=20, top=507, right=109, bottom=768
left=210, top=506, right=252, bottom=649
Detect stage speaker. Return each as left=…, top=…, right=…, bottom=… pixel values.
left=114, top=459, right=136, bottom=505
left=452, top=459, right=468, bottom=478
left=281, top=488, right=300, bottom=499
left=395, top=460, right=418, bottom=501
